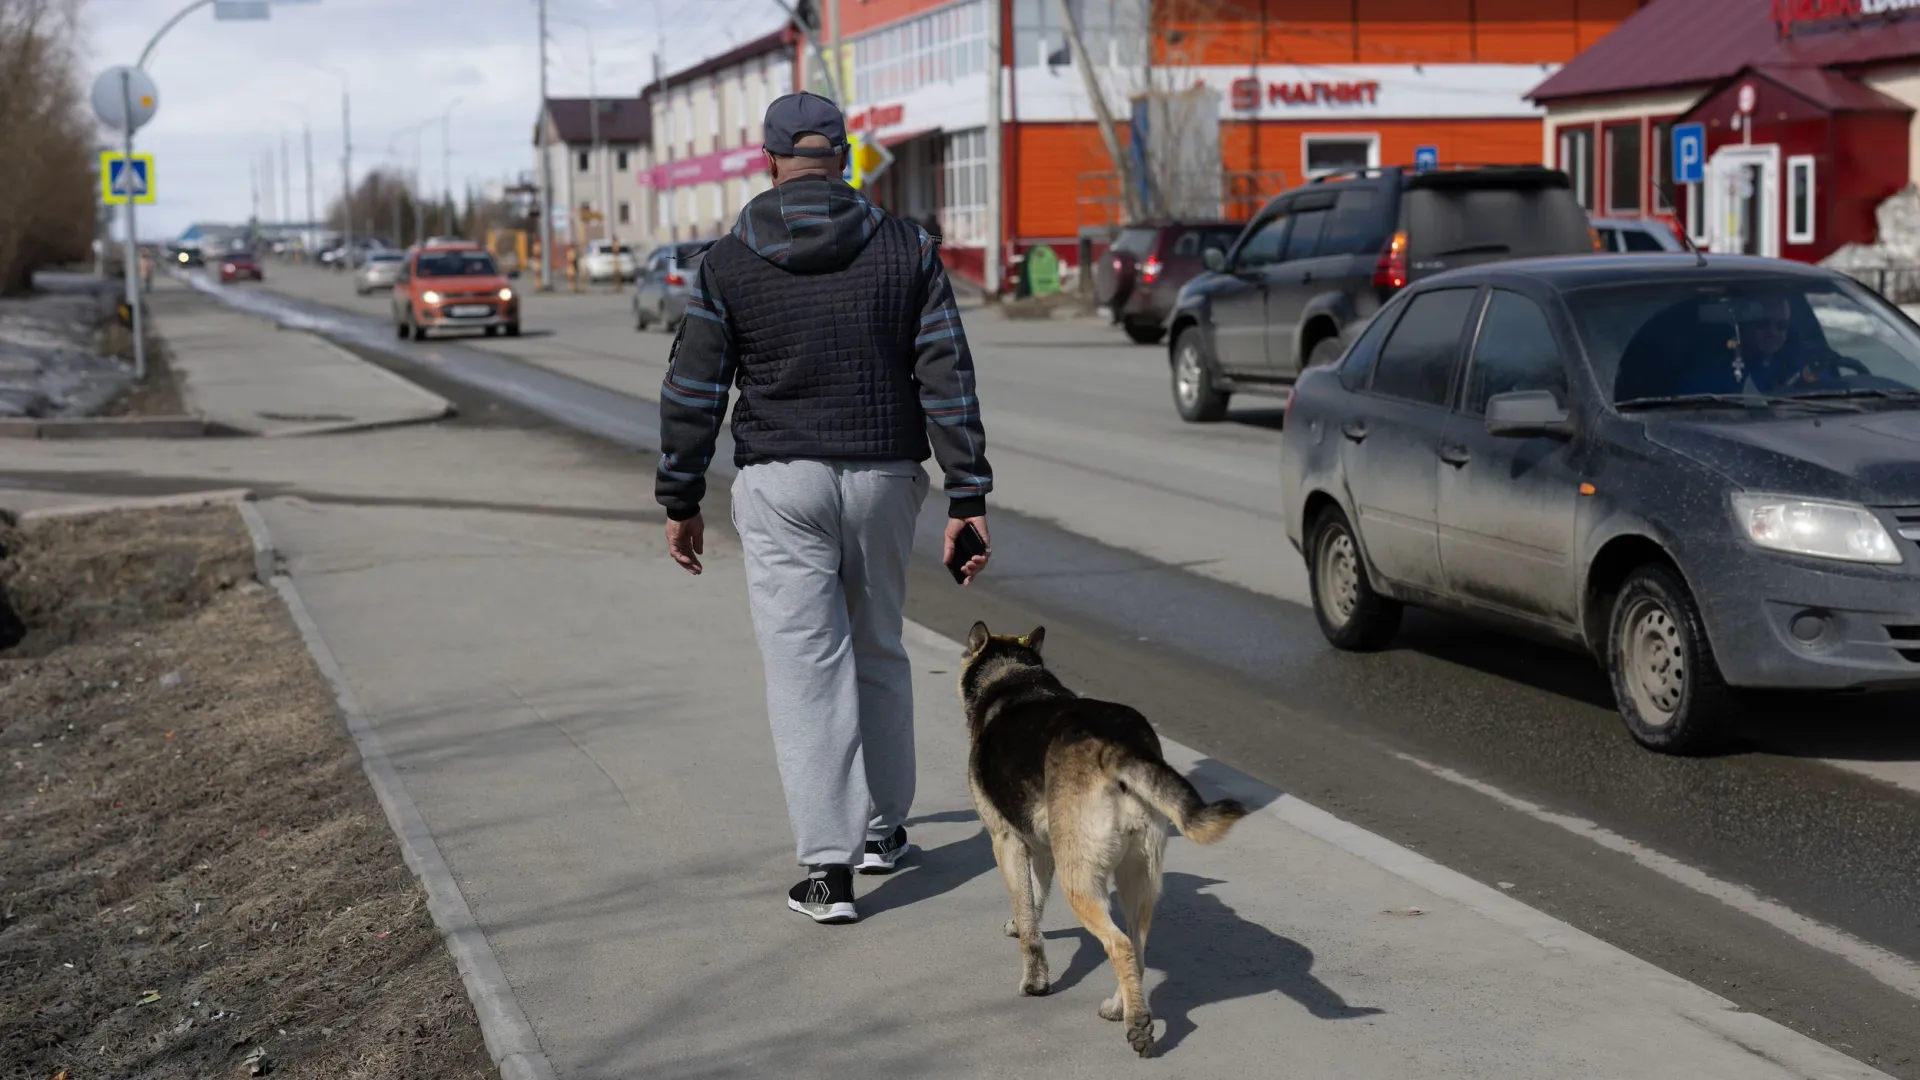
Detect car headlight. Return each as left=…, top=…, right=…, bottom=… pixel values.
left=421, top=290, right=441, bottom=304
left=498, top=287, right=514, bottom=301
left=1730, top=495, right=1902, bottom=564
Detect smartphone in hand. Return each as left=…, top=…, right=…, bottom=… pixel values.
left=946, top=521, right=987, bottom=584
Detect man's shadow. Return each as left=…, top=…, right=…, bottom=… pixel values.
left=858, top=810, right=997, bottom=918
left=1044, top=872, right=1383, bottom=1054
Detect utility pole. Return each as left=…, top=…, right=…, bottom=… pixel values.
left=537, top=0, right=554, bottom=290
left=591, top=44, right=615, bottom=250
left=251, top=156, right=260, bottom=225
left=441, top=98, right=462, bottom=237
left=655, top=49, right=672, bottom=243
left=1052, top=0, right=1142, bottom=222
left=281, top=134, right=291, bottom=238
left=303, top=120, right=315, bottom=257
left=985, top=0, right=1002, bottom=296
left=830, top=0, right=843, bottom=109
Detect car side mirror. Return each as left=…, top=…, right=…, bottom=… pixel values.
left=1485, top=389, right=1574, bottom=439
left=1203, top=248, right=1226, bottom=273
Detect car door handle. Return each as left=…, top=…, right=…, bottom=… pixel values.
left=1440, top=444, right=1471, bottom=467
left=1302, top=270, right=1314, bottom=283
left=1341, top=420, right=1368, bottom=443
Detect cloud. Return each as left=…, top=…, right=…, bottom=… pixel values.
left=79, top=0, right=784, bottom=238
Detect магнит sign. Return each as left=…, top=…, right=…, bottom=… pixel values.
left=1269, top=81, right=1380, bottom=107
left=1773, top=0, right=1920, bottom=33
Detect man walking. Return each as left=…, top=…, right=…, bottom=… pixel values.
left=655, top=92, right=993, bottom=924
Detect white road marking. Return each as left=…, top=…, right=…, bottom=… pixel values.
left=1395, top=750, right=1920, bottom=1003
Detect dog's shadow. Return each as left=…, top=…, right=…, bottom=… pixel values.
left=857, top=811, right=997, bottom=919
left=1046, top=872, right=1384, bottom=1054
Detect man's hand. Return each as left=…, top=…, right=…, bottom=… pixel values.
left=666, top=513, right=705, bottom=575
left=944, top=515, right=990, bottom=586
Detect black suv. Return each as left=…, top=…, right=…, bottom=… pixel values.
left=1166, top=164, right=1597, bottom=421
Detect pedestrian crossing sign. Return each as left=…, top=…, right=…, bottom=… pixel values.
left=99, top=151, right=154, bottom=205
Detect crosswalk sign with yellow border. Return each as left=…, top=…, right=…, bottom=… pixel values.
left=99, top=151, right=155, bottom=205
left=846, top=135, right=894, bottom=190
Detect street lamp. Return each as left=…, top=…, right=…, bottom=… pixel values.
left=439, top=96, right=463, bottom=237
left=316, top=65, right=353, bottom=266
left=550, top=19, right=615, bottom=251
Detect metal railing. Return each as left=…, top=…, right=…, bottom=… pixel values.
left=1836, top=266, right=1920, bottom=306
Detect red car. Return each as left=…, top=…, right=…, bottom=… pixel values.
left=1092, top=220, right=1243, bottom=344
left=218, top=250, right=263, bottom=283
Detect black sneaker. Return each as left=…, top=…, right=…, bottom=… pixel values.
left=787, top=865, right=857, bottom=923
left=858, top=826, right=912, bottom=875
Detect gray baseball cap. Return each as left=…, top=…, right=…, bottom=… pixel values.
left=762, top=91, right=847, bottom=158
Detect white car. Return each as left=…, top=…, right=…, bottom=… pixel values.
left=580, top=240, right=638, bottom=284
left=1591, top=216, right=1687, bottom=253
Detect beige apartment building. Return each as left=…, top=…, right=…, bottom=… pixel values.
left=647, top=27, right=798, bottom=243
left=532, top=96, right=655, bottom=253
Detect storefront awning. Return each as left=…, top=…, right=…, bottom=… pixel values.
left=1682, top=65, right=1912, bottom=125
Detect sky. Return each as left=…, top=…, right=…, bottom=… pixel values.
left=82, top=0, right=788, bottom=239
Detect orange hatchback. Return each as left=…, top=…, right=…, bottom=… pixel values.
left=392, top=242, right=520, bottom=340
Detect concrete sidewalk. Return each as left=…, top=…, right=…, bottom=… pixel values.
left=154, top=275, right=451, bottom=435
left=0, top=300, right=1890, bottom=1079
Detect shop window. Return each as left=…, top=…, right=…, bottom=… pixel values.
left=1302, top=134, right=1378, bottom=178
left=1788, top=155, right=1816, bottom=245
left=942, top=127, right=989, bottom=247
left=1650, top=119, right=1673, bottom=212
left=857, top=0, right=990, bottom=104
left=618, top=201, right=631, bottom=225
left=577, top=150, right=591, bottom=173
left=1605, top=122, right=1641, bottom=215
left=1557, top=126, right=1594, bottom=211
left=616, top=149, right=630, bottom=172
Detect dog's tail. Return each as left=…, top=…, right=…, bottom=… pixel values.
left=1116, top=757, right=1250, bottom=844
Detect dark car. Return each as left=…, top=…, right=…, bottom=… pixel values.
left=632, top=240, right=715, bottom=333
left=217, top=249, right=262, bottom=283
left=1280, top=253, right=1920, bottom=753
left=1093, top=221, right=1243, bottom=345
left=1167, top=164, right=1598, bottom=422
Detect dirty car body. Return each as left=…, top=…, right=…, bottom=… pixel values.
left=1280, top=253, right=1920, bottom=752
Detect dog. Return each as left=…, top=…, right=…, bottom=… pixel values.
left=959, top=621, right=1249, bottom=1057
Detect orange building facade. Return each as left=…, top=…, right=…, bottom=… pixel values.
left=809, top=0, right=1649, bottom=287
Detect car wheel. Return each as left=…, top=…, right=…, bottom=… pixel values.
left=1607, top=564, right=1737, bottom=754
left=396, top=319, right=411, bottom=340
left=1307, top=336, right=1345, bottom=369
left=485, top=325, right=501, bottom=337
left=505, top=322, right=522, bottom=338
left=1308, top=506, right=1403, bottom=651
left=634, top=301, right=649, bottom=331
left=1124, top=321, right=1167, bottom=346
left=655, top=301, right=671, bottom=333
left=412, top=314, right=429, bottom=341
left=1171, top=328, right=1229, bottom=422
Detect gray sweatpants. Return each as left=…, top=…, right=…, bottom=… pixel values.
left=730, top=457, right=929, bottom=868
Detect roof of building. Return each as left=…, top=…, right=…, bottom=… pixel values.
left=1528, top=0, right=1920, bottom=104
left=658, top=25, right=794, bottom=91
left=542, top=96, right=651, bottom=145
left=1754, top=64, right=1913, bottom=112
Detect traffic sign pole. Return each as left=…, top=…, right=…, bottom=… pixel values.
left=118, top=70, right=146, bottom=382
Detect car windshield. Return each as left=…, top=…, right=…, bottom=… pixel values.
left=368, top=253, right=403, bottom=263
left=1401, top=180, right=1594, bottom=261
left=1567, top=276, right=1920, bottom=407
left=1111, top=228, right=1157, bottom=257
left=416, top=250, right=498, bottom=277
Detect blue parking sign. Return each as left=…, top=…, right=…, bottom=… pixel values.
left=1414, top=145, right=1438, bottom=173
left=1672, top=123, right=1705, bottom=184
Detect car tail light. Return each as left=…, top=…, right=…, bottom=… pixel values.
left=665, top=270, right=684, bottom=286
left=1141, top=257, right=1162, bottom=284
left=1588, top=224, right=1603, bottom=251
left=222, top=262, right=235, bottom=272
left=1372, top=231, right=1407, bottom=291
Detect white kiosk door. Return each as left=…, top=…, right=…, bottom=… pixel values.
left=1706, top=144, right=1780, bottom=259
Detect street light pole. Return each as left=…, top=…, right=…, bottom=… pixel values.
left=117, top=70, right=145, bottom=380
left=441, top=96, right=462, bottom=237
left=537, top=0, right=554, bottom=290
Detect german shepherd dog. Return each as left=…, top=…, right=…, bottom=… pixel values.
left=959, top=621, right=1250, bottom=1056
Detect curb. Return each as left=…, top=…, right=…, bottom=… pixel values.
left=239, top=500, right=559, bottom=1080
left=14, top=487, right=256, bottom=523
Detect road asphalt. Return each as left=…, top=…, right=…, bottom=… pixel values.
left=0, top=274, right=1911, bottom=1078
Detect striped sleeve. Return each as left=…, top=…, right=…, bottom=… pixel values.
left=654, top=257, right=738, bottom=522
left=912, top=226, right=993, bottom=519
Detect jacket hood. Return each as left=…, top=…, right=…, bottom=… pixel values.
left=730, top=175, right=885, bottom=273
left=1644, top=409, right=1920, bottom=506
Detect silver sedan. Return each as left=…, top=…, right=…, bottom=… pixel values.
left=353, top=251, right=407, bottom=295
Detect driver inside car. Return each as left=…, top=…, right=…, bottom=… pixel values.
left=1732, top=291, right=1856, bottom=394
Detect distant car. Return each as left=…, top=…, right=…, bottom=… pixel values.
left=392, top=242, right=520, bottom=340
left=1093, top=221, right=1244, bottom=345
left=633, top=240, right=714, bottom=331
left=1281, top=253, right=1920, bottom=753
left=1592, top=216, right=1687, bottom=253
left=581, top=240, right=638, bottom=284
left=1166, top=164, right=1600, bottom=422
left=353, top=250, right=407, bottom=294
left=218, top=250, right=262, bottom=283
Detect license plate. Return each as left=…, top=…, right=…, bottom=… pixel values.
left=447, top=304, right=491, bottom=317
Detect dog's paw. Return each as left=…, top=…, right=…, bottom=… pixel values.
left=1018, top=974, right=1051, bottom=997
left=1098, top=995, right=1124, bottom=1022
left=1004, top=918, right=1018, bottom=938
left=1126, top=1014, right=1155, bottom=1057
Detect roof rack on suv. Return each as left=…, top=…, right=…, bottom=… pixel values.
left=1308, top=166, right=1408, bottom=185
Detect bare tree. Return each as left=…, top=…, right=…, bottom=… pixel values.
left=0, top=0, right=97, bottom=294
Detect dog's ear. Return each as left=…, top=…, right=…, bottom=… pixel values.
left=966, top=621, right=990, bottom=654
left=1018, top=626, right=1045, bottom=654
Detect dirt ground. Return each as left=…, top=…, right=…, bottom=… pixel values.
left=0, top=505, right=494, bottom=1080
left=95, top=322, right=185, bottom=419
